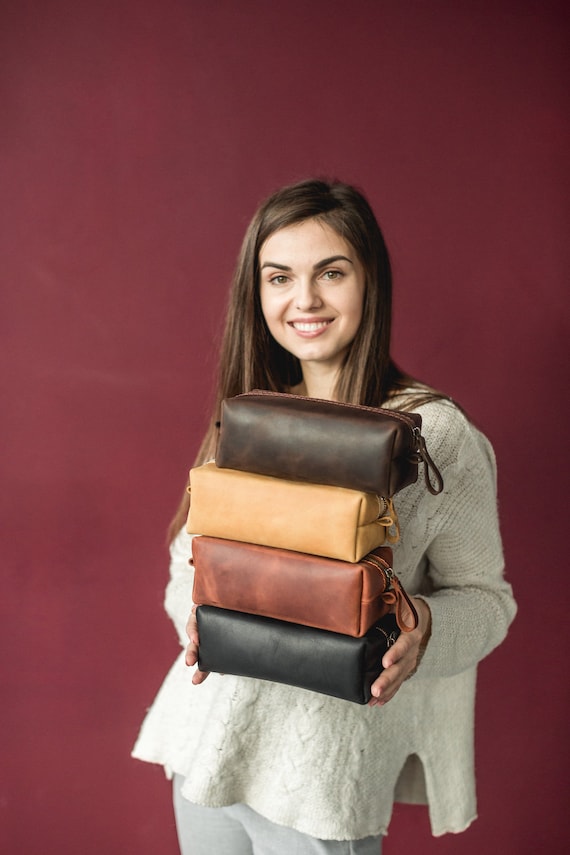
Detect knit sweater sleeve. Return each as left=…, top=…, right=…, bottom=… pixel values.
left=164, top=528, right=195, bottom=648
left=411, top=405, right=517, bottom=678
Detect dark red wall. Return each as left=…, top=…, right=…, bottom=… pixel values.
left=1, top=2, right=567, bottom=853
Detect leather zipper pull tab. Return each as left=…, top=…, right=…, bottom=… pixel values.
left=414, top=430, right=444, bottom=496
left=364, top=552, right=418, bottom=632
left=389, top=574, right=419, bottom=632
left=376, top=498, right=401, bottom=544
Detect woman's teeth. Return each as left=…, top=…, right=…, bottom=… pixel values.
left=292, top=321, right=330, bottom=331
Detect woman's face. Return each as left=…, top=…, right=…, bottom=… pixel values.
left=259, top=218, right=365, bottom=378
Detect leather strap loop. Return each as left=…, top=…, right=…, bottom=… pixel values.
left=376, top=497, right=401, bottom=544
left=363, top=553, right=418, bottom=633
left=387, top=575, right=418, bottom=632
left=414, top=433, right=444, bottom=495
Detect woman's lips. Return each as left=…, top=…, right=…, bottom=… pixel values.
left=288, top=319, right=333, bottom=335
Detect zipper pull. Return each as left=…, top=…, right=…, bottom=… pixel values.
left=413, top=428, right=444, bottom=496
left=375, top=497, right=401, bottom=544
left=389, top=573, right=419, bottom=632
left=365, top=554, right=419, bottom=633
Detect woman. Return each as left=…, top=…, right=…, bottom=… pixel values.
left=133, top=179, right=516, bottom=854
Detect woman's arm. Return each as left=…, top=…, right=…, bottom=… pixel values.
left=184, top=607, right=209, bottom=684
left=164, top=528, right=196, bottom=647
left=164, top=527, right=211, bottom=682
left=370, top=410, right=517, bottom=705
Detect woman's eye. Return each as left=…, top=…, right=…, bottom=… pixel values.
left=322, top=270, right=342, bottom=281
left=269, top=274, right=289, bottom=285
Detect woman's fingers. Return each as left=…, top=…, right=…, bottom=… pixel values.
left=186, top=606, right=199, bottom=646
left=191, top=664, right=210, bottom=685
left=185, top=605, right=210, bottom=683
left=368, top=637, right=414, bottom=706
left=368, top=598, right=431, bottom=707
left=184, top=640, right=198, bottom=667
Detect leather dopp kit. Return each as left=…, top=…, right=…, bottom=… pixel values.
left=192, top=537, right=416, bottom=637
left=187, top=461, right=399, bottom=563
left=186, top=391, right=443, bottom=703
left=196, top=606, right=401, bottom=705
left=216, top=390, right=443, bottom=496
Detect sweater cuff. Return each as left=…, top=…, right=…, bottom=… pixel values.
left=406, top=601, right=432, bottom=679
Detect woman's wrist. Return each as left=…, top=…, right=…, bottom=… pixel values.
left=407, top=598, right=432, bottom=678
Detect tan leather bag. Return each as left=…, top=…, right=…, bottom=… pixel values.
left=192, top=537, right=416, bottom=637
left=186, top=461, right=399, bottom=563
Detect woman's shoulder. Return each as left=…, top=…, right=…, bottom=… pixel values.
left=387, top=388, right=495, bottom=476
left=418, top=400, right=498, bottom=490
left=414, top=396, right=469, bottom=437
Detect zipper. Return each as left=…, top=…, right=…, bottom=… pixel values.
left=373, top=496, right=400, bottom=544
left=361, top=553, right=418, bottom=633
left=361, top=553, right=392, bottom=589
left=239, top=389, right=420, bottom=429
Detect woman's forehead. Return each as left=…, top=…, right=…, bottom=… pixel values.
left=259, top=218, right=353, bottom=264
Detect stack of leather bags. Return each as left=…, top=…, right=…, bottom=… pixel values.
left=186, top=392, right=439, bottom=704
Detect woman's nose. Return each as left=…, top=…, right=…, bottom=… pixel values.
left=294, top=280, right=323, bottom=311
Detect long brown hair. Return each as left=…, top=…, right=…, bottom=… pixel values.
left=169, top=178, right=448, bottom=540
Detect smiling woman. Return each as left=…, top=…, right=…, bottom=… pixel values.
left=259, top=219, right=366, bottom=399
left=132, top=178, right=516, bottom=855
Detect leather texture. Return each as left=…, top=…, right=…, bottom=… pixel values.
left=216, top=390, right=422, bottom=497
left=187, top=461, right=400, bottom=562
left=196, top=606, right=401, bottom=704
left=192, top=537, right=395, bottom=637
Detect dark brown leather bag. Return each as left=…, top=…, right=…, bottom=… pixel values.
left=191, top=536, right=417, bottom=637
left=215, top=391, right=443, bottom=497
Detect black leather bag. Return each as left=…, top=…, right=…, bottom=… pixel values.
left=196, top=605, right=401, bottom=704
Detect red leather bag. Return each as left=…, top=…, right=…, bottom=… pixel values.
left=191, top=536, right=417, bottom=638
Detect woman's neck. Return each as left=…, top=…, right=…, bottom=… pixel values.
left=290, top=367, right=339, bottom=401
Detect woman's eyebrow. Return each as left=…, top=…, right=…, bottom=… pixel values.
left=313, top=255, right=353, bottom=270
left=260, top=255, right=353, bottom=272
left=260, top=261, right=291, bottom=271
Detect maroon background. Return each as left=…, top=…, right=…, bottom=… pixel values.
left=1, top=1, right=568, bottom=853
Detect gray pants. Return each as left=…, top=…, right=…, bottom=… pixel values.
left=173, top=775, right=383, bottom=855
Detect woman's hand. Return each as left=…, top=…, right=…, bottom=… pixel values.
left=185, top=606, right=210, bottom=685
left=368, top=597, right=431, bottom=707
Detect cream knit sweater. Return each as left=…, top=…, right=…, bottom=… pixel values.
left=132, top=400, right=516, bottom=840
